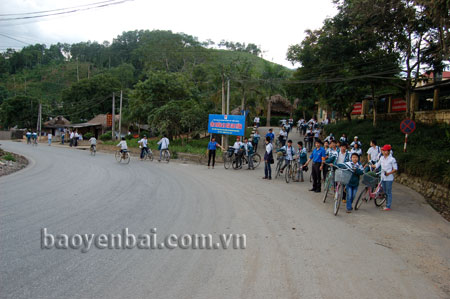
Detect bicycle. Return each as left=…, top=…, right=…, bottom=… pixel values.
left=274, top=152, right=285, bottom=179
left=354, top=171, right=387, bottom=210
left=115, top=150, right=130, bottom=164
left=242, top=153, right=261, bottom=169
left=160, top=149, right=170, bottom=163
left=90, top=145, right=96, bottom=156
left=332, top=165, right=354, bottom=216
left=223, top=147, right=235, bottom=169
left=141, top=148, right=153, bottom=161
left=323, top=164, right=337, bottom=203
left=284, top=158, right=298, bottom=183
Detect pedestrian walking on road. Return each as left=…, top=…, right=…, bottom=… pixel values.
left=263, top=136, right=273, bottom=180
left=48, top=133, right=52, bottom=146
left=207, top=137, right=223, bottom=169
left=372, top=144, right=398, bottom=211
left=345, top=153, right=364, bottom=213
left=69, top=130, right=74, bottom=147
left=303, top=139, right=327, bottom=192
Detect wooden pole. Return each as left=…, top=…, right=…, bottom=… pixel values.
left=119, top=90, right=123, bottom=139
left=112, top=92, right=115, bottom=140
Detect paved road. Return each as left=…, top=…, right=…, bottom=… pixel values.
left=0, top=141, right=449, bottom=299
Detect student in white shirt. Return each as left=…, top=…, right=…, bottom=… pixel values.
left=89, top=136, right=97, bottom=151
left=350, top=136, right=362, bottom=148
left=157, top=135, right=170, bottom=161
left=70, top=131, right=75, bottom=147
left=117, top=137, right=128, bottom=153
left=367, top=139, right=381, bottom=164
left=47, top=133, right=52, bottom=146
left=350, top=143, right=363, bottom=160
left=263, top=136, right=273, bottom=180
left=138, top=135, right=150, bottom=160
left=278, top=127, right=288, bottom=146
left=372, top=144, right=398, bottom=211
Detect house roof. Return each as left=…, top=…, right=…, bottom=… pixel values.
left=43, top=116, right=71, bottom=128
left=87, top=114, right=119, bottom=127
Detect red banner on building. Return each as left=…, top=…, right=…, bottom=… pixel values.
left=351, top=102, right=362, bottom=115
left=106, top=113, right=112, bottom=127
left=392, top=98, right=407, bottom=112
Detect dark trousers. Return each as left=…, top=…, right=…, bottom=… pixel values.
left=208, top=150, right=216, bottom=167
left=140, top=147, right=149, bottom=159
left=322, top=164, right=329, bottom=181
left=264, top=161, right=272, bottom=178
left=69, top=138, right=73, bottom=147
left=312, top=162, right=322, bottom=191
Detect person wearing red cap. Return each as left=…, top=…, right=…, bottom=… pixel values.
left=372, top=144, right=398, bottom=211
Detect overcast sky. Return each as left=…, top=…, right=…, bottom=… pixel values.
left=0, top=0, right=337, bottom=68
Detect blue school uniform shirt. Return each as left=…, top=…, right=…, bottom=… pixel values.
left=310, top=147, right=326, bottom=163
left=266, top=132, right=274, bottom=142
left=207, top=141, right=218, bottom=150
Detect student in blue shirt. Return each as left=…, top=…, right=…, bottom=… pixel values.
left=265, top=129, right=275, bottom=144
left=303, top=139, right=327, bottom=192
left=345, top=153, right=364, bottom=213
left=207, top=136, right=224, bottom=169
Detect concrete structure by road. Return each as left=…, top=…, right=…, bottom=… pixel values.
left=0, top=141, right=449, bottom=298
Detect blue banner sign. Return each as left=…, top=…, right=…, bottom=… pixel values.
left=208, top=114, right=246, bottom=136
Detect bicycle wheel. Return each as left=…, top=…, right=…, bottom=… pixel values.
left=224, top=154, right=232, bottom=169
left=252, top=153, right=261, bottom=168
left=115, top=151, right=121, bottom=162
left=334, top=184, right=343, bottom=216
left=232, top=156, right=242, bottom=169
left=322, top=172, right=333, bottom=203
left=292, top=162, right=298, bottom=182
left=375, top=193, right=387, bottom=207
left=275, top=160, right=282, bottom=178
left=124, top=152, right=130, bottom=164
left=285, top=164, right=292, bottom=183
left=163, top=150, right=170, bottom=163
left=355, top=187, right=369, bottom=210
left=148, top=151, right=154, bottom=161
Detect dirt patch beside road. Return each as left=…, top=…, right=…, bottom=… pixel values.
left=0, top=147, right=28, bottom=177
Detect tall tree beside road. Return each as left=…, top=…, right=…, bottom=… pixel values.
left=335, top=0, right=447, bottom=118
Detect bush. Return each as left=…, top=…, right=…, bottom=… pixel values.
left=99, top=132, right=112, bottom=141
left=125, top=134, right=134, bottom=140
left=83, top=132, right=93, bottom=140
left=2, top=153, right=16, bottom=162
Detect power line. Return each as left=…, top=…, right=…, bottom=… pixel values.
left=0, top=0, right=120, bottom=16
left=0, top=33, right=31, bottom=45
left=0, top=0, right=134, bottom=22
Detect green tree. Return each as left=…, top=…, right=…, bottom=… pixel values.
left=0, top=95, right=39, bottom=129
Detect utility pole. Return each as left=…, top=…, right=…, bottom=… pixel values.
left=226, top=79, right=230, bottom=115
left=36, top=101, right=42, bottom=141
left=118, top=90, right=123, bottom=139
left=112, top=92, right=115, bottom=140
left=76, top=57, right=79, bottom=82
left=221, top=71, right=226, bottom=148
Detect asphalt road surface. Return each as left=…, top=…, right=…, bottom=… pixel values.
left=1, top=140, right=449, bottom=299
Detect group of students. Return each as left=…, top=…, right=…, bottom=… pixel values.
left=261, top=127, right=398, bottom=212
left=114, top=135, right=170, bottom=161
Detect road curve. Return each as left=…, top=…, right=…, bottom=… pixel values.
left=0, top=141, right=449, bottom=299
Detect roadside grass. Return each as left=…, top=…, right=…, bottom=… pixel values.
left=325, top=119, right=450, bottom=187
left=1, top=153, right=16, bottom=162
